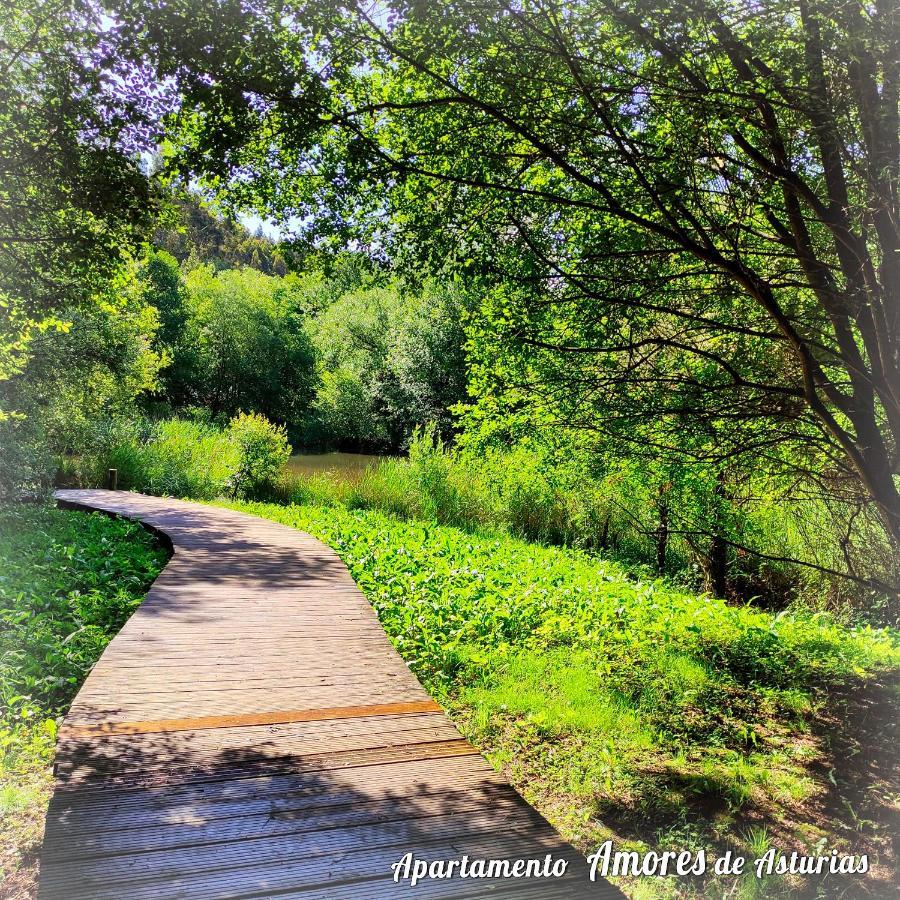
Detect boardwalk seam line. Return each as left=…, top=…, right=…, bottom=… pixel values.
left=65, top=700, right=443, bottom=736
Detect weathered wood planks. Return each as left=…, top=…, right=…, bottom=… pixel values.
left=39, top=489, right=621, bottom=899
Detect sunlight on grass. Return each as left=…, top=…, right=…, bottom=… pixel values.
left=465, top=650, right=653, bottom=745
left=218, top=498, right=899, bottom=897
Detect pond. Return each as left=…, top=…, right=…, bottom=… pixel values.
left=284, top=452, right=385, bottom=480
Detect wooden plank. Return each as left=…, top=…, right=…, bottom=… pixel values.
left=65, top=700, right=442, bottom=737
left=55, top=739, right=483, bottom=792
left=41, top=788, right=531, bottom=859
left=38, top=826, right=589, bottom=897
left=40, top=489, right=621, bottom=899
left=43, top=756, right=512, bottom=828
left=40, top=804, right=550, bottom=873
left=55, top=727, right=471, bottom=780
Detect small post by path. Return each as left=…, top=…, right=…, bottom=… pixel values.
left=106, top=468, right=118, bottom=491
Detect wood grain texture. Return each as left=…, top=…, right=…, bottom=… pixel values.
left=40, top=489, right=621, bottom=899
left=65, top=700, right=443, bottom=737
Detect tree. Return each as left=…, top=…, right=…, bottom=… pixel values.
left=308, top=281, right=468, bottom=451
left=0, top=266, right=165, bottom=496
left=0, top=1, right=155, bottom=406
left=96, top=0, right=899, bottom=570
left=173, top=265, right=317, bottom=424
left=153, top=193, right=288, bottom=274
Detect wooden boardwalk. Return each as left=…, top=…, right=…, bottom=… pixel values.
left=40, top=489, right=620, bottom=899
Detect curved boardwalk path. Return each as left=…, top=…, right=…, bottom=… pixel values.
left=40, top=490, right=620, bottom=900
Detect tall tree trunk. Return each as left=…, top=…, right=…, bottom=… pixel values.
left=707, top=532, right=729, bottom=599
left=706, top=473, right=730, bottom=598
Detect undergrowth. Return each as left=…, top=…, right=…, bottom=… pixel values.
left=223, top=499, right=900, bottom=898
left=0, top=506, right=166, bottom=893
left=265, top=435, right=897, bottom=619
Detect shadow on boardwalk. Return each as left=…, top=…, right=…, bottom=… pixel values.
left=40, top=490, right=621, bottom=899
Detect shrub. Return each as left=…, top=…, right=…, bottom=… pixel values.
left=107, top=419, right=238, bottom=499
left=99, top=414, right=290, bottom=501
left=0, top=416, right=53, bottom=500
left=226, top=412, right=292, bottom=498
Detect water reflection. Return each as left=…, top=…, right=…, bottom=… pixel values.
left=285, top=452, right=385, bottom=480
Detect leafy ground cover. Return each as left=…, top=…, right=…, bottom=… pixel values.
left=267, top=433, right=897, bottom=618
left=0, top=506, right=167, bottom=898
left=224, top=499, right=900, bottom=898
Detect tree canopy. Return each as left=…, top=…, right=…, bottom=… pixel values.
left=1, top=0, right=896, bottom=592
left=96, top=0, right=898, bottom=553
left=0, top=1, right=155, bottom=396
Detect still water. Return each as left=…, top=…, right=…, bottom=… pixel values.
left=285, top=452, right=384, bottom=479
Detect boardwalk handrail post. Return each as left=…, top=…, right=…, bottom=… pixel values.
left=105, top=468, right=118, bottom=490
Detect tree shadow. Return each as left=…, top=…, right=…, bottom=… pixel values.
left=39, top=723, right=619, bottom=899
left=42, top=491, right=622, bottom=898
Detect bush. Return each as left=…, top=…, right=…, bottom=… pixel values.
left=97, top=414, right=290, bottom=501
left=107, top=419, right=238, bottom=499
left=226, top=412, right=292, bottom=498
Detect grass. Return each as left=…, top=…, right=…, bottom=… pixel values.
left=266, top=435, right=897, bottom=620
left=0, top=505, right=167, bottom=895
left=73, top=423, right=897, bottom=612
left=221, top=498, right=900, bottom=897
left=3, top=488, right=894, bottom=897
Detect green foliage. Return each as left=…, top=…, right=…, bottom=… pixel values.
left=0, top=504, right=165, bottom=889
left=153, top=193, right=287, bottom=275
left=0, top=417, right=54, bottom=502
left=0, top=505, right=166, bottom=733
left=0, top=1, right=154, bottom=395
left=139, top=249, right=187, bottom=348
left=103, top=413, right=290, bottom=500
left=342, top=431, right=578, bottom=540
left=0, top=267, right=166, bottom=498
left=108, top=419, right=238, bottom=500
left=137, top=248, right=192, bottom=399
left=305, top=281, right=468, bottom=451
left=277, top=434, right=893, bottom=610
left=17, top=285, right=164, bottom=453
left=226, top=412, right=292, bottom=498
left=161, top=264, right=318, bottom=423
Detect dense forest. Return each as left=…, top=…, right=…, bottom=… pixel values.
left=2, top=0, right=897, bottom=611
left=1, top=0, right=898, bottom=897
